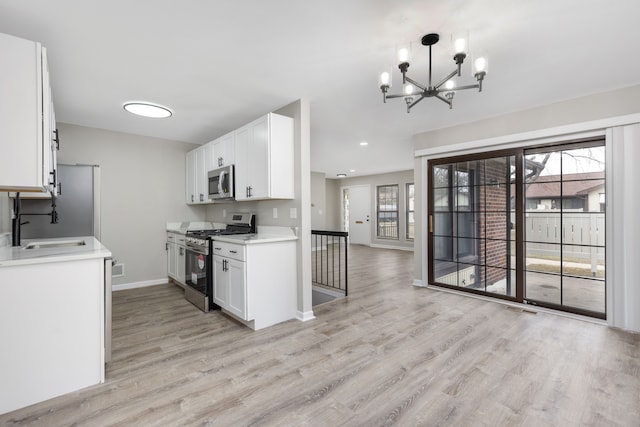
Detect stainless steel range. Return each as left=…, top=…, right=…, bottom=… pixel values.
left=184, top=213, right=255, bottom=311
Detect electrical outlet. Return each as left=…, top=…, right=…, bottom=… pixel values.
left=290, top=207, right=297, bottom=219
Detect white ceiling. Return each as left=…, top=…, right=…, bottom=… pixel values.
left=1, top=1, right=640, bottom=178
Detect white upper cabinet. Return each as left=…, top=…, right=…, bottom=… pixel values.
left=0, top=33, right=57, bottom=193
left=212, top=131, right=235, bottom=168
left=186, top=145, right=209, bottom=204
left=234, top=113, right=294, bottom=201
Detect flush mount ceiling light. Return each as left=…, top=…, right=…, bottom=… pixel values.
left=379, top=33, right=488, bottom=113
left=337, top=173, right=347, bottom=178
left=123, top=102, right=173, bottom=118
left=359, top=141, right=369, bottom=146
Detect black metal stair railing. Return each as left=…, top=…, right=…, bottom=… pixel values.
left=311, top=230, right=348, bottom=296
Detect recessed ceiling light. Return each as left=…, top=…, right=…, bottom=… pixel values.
left=124, top=102, right=172, bottom=118
left=359, top=141, right=368, bottom=146
left=336, top=173, right=347, bottom=178
left=349, top=169, right=356, bottom=173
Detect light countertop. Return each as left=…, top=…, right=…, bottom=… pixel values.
left=212, top=233, right=298, bottom=245
left=0, top=236, right=112, bottom=267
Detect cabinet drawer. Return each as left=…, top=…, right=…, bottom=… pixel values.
left=211, top=241, right=245, bottom=262
left=167, top=233, right=176, bottom=243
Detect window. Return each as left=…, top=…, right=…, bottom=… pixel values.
left=406, top=183, right=415, bottom=239
left=377, top=185, right=399, bottom=239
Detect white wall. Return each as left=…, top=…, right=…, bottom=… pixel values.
left=325, top=178, right=340, bottom=231
left=53, top=123, right=206, bottom=286
left=333, top=170, right=414, bottom=250
left=310, top=172, right=326, bottom=230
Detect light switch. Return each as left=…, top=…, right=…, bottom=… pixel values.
left=290, top=207, right=297, bottom=219
left=273, top=207, right=278, bottom=219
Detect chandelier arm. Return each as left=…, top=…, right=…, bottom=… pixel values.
left=404, top=76, right=427, bottom=91
left=384, top=93, right=409, bottom=99
left=435, top=94, right=452, bottom=106
left=448, top=83, right=480, bottom=91
left=408, top=95, right=426, bottom=111
left=434, top=69, right=459, bottom=90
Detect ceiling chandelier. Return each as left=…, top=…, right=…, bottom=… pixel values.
left=378, top=33, right=488, bottom=113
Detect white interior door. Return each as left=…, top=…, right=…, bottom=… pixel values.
left=343, top=185, right=371, bottom=245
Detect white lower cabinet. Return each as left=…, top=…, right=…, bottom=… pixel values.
left=212, top=238, right=297, bottom=330
left=167, top=232, right=186, bottom=286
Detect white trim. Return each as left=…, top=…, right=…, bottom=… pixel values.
left=413, top=279, right=426, bottom=287
left=296, top=310, right=315, bottom=322
left=414, top=114, right=640, bottom=159
left=112, top=278, right=167, bottom=291
left=370, top=243, right=414, bottom=252
left=425, top=284, right=606, bottom=327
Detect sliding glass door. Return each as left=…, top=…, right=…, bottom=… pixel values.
left=428, top=140, right=606, bottom=319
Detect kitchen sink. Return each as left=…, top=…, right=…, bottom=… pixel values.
left=23, top=239, right=86, bottom=250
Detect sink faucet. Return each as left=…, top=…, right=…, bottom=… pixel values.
left=11, top=192, right=60, bottom=247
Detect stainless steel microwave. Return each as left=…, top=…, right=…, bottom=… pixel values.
left=208, top=164, right=234, bottom=200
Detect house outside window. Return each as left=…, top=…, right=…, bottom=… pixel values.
left=406, top=183, right=415, bottom=240
left=377, top=184, right=399, bottom=239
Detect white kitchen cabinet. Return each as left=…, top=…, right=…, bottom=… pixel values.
left=166, top=232, right=186, bottom=286
left=212, top=131, right=235, bottom=168
left=185, top=145, right=208, bottom=204
left=234, top=113, right=294, bottom=201
left=0, top=33, right=57, bottom=193
left=213, top=241, right=246, bottom=319
left=212, top=238, right=297, bottom=330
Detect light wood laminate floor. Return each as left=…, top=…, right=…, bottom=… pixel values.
left=2, top=245, right=639, bottom=426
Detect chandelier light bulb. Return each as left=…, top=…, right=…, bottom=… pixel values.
left=454, top=38, right=467, bottom=54
left=404, top=84, right=414, bottom=96
left=445, top=80, right=455, bottom=91
left=397, top=47, right=410, bottom=64
left=474, top=57, right=487, bottom=73
left=379, top=71, right=391, bottom=87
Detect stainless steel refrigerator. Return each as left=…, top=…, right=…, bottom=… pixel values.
left=19, top=164, right=100, bottom=239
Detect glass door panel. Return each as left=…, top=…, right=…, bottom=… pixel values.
left=429, top=141, right=605, bottom=319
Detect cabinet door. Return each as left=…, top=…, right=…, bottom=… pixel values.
left=0, top=34, right=45, bottom=191
left=247, top=115, right=269, bottom=199
left=167, top=242, right=177, bottom=279
left=195, top=146, right=207, bottom=203
left=234, top=126, right=250, bottom=201
left=214, top=132, right=235, bottom=167
left=227, top=258, right=247, bottom=320
left=213, top=255, right=228, bottom=308
left=176, top=245, right=186, bottom=284
left=185, top=150, right=197, bottom=204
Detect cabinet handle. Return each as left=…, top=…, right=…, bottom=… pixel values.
left=223, top=259, right=228, bottom=272
left=53, top=129, right=60, bottom=150
left=179, top=247, right=184, bottom=256
left=214, top=247, right=222, bottom=250
left=199, top=193, right=204, bottom=202
left=165, top=243, right=168, bottom=251
left=247, top=186, right=252, bottom=198
left=230, top=250, right=237, bottom=254
left=191, top=194, right=194, bottom=202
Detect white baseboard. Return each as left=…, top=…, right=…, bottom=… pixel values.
left=297, top=310, right=315, bottom=322
left=112, top=278, right=168, bottom=291
left=369, top=243, right=414, bottom=252
left=413, top=279, right=427, bottom=287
